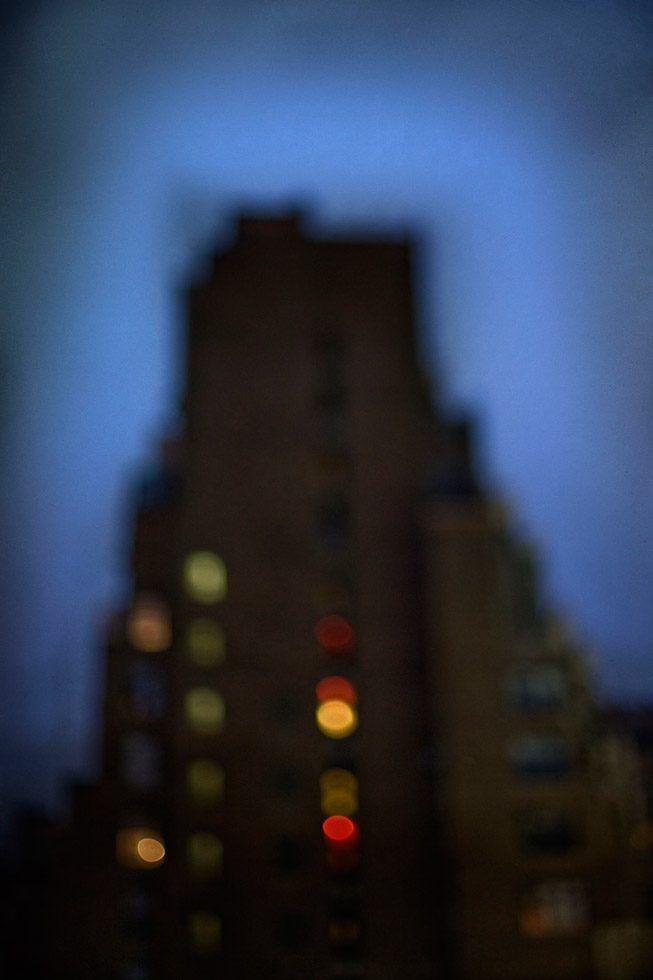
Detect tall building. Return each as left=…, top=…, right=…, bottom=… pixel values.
left=5, top=212, right=648, bottom=980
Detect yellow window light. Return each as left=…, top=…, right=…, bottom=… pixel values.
left=187, top=832, right=223, bottom=878
left=185, top=618, right=225, bottom=667
left=184, top=552, right=227, bottom=603
left=187, top=759, right=225, bottom=804
left=316, top=699, right=358, bottom=739
left=185, top=688, right=225, bottom=735
left=189, top=911, right=222, bottom=953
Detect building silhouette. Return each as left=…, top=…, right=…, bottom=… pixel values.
left=4, top=212, right=650, bottom=980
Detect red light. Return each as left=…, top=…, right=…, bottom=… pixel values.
left=314, top=615, right=355, bottom=654
left=316, top=676, right=357, bottom=705
left=322, top=816, right=359, bottom=845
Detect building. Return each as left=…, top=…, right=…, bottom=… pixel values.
left=4, top=212, right=648, bottom=980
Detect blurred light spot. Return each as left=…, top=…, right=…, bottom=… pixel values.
left=323, top=815, right=359, bottom=846
left=187, top=832, right=223, bottom=877
left=185, top=688, right=225, bottom=734
left=188, top=911, right=222, bottom=953
left=314, top=615, right=355, bottom=654
left=127, top=594, right=171, bottom=652
left=187, top=758, right=225, bottom=804
left=184, top=552, right=227, bottom=603
left=116, top=828, right=165, bottom=869
left=316, top=699, right=357, bottom=738
left=320, top=768, right=359, bottom=816
left=185, top=618, right=225, bottom=666
left=316, top=675, right=357, bottom=704
left=328, top=919, right=360, bottom=945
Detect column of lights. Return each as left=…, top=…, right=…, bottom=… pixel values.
left=314, top=615, right=361, bottom=873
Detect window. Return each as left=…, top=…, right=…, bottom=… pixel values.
left=116, top=828, right=165, bottom=869
left=185, top=618, right=225, bottom=667
left=184, top=552, right=227, bottom=603
left=321, top=769, right=359, bottom=817
left=188, top=911, right=221, bottom=954
left=509, top=735, right=572, bottom=779
left=124, top=662, right=165, bottom=720
left=506, top=663, right=567, bottom=711
left=317, top=499, right=350, bottom=549
left=520, top=809, right=581, bottom=854
left=127, top=593, right=171, bottom=653
left=187, top=832, right=223, bottom=878
left=519, top=880, right=589, bottom=938
left=187, top=759, right=225, bottom=804
left=121, top=733, right=161, bottom=790
left=185, top=688, right=225, bottom=735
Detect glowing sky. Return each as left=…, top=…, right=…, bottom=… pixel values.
left=2, top=0, right=652, bottom=819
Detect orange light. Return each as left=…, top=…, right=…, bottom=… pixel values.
left=322, top=815, right=359, bottom=846
left=316, top=676, right=357, bottom=704
left=316, top=699, right=357, bottom=738
left=314, top=615, right=355, bottom=654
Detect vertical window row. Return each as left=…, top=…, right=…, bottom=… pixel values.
left=313, top=334, right=363, bottom=964
left=182, top=550, right=227, bottom=959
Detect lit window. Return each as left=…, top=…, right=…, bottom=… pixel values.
left=187, top=759, right=225, bottom=804
left=185, top=619, right=225, bottom=667
left=187, top=832, right=223, bottom=877
left=320, top=768, right=359, bottom=816
left=323, top=816, right=361, bottom=869
left=121, top=733, right=161, bottom=790
left=509, top=735, right=572, bottom=778
left=507, top=663, right=567, bottom=711
left=127, top=593, right=171, bottom=652
left=314, top=615, right=356, bottom=655
left=116, top=828, right=165, bottom=869
left=520, top=810, right=580, bottom=854
left=184, top=552, right=227, bottom=604
left=185, top=688, right=225, bottom=734
left=316, top=676, right=357, bottom=705
left=316, top=699, right=358, bottom=739
left=519, top=880, right=589, bottom=938
left=188, top=911, right=222, bottom=954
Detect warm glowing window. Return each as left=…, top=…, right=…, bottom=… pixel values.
left=121, top=733, right=161, bottom=790
left=316, top=676, right=357, bottom=705
left=185, top=618, right=225, bottom=666
left=116, top=827, right=165, bottom=869
left=184, top=551, right=227, bottom=603
left=187, top=759, right=225, bottom=804
left=185, top=688, right=225, bottom=734
left=188, top=911, right=222, bottom=954
left=314, top=615, right=356, bottom=655
left=187, top=832, right=223, bottom=877
left=316, top=699, right=358, bottom=739
left=519, top=881, right=589, bottom=938
left=127, top=594, right=171, bottom=652
left=320, top=768, right=359, bottom=816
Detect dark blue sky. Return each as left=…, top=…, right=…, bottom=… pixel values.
left=2, top=0, right=652, bottom=820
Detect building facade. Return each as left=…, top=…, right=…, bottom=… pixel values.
left=6, top=212, right=648, bottom=980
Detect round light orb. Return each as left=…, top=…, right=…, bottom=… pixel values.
left=316, top=699, right=357, bottom=739
left=186, top=619, right=225, bottom=666
left=184, top=552, right=227, bottom=604
left=185, top=688, right=225, bottom=735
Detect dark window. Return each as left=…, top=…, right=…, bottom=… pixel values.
left=317, top=499, right=350, bottom=549
left=520, top=810, right=581, bottom=853
left=506, top=663, right=567, bottom=711
left=274, top=835, right=306, bottom=872
left=275, top=912, right=310, bottom=947
left=509, top=736, right=572, bottom=779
